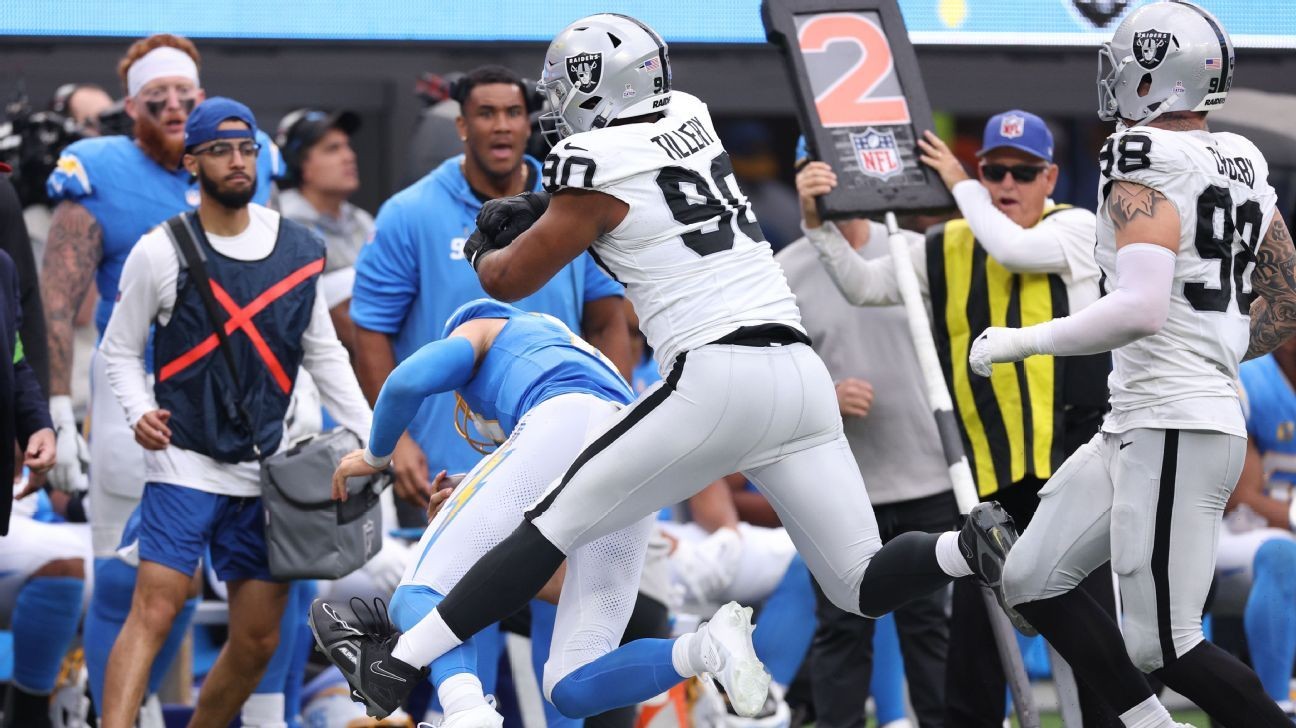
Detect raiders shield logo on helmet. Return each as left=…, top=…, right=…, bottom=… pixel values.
left=566, top=52, right=602, bottom=94
left=1068, top=0, right=1132, bottom=28
left=1133, top=29, right=1173, bottom=70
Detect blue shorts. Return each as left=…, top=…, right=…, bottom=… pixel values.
left=137, top=482, right=273, bottom=582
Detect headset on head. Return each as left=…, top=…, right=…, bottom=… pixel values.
left=275, top=109, right=333, bottom=189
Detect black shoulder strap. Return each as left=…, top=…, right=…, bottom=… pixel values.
left=161, top=214, right=262, bottom=457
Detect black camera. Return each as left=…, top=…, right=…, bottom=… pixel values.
left=0, top=90, right=84, bottom=207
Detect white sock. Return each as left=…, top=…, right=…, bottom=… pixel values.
left=1118, top=695, right=1174, bottom=728
left=438, top=672, right=488, bottom=716
left=671, top=633, right=706, bottom=678
left=935, top=531, right=973, bottom=578
left=391, top=608, right=462, bottom=668
left=240, top=692, right=286, bottom=728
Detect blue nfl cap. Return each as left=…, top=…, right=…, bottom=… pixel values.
left=978, top=110, right=1053, bottom=163
left=184, top=97, right=258, bottom=151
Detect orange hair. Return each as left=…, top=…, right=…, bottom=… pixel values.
left=116, top=34, right=201, bottom=93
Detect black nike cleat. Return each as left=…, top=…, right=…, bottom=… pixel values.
left=307, top=597, right=426, bottom=719
left=959, top=501, right=1038, bottom=637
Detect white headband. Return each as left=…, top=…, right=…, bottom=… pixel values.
left=127, top=46, right=199, bottom=98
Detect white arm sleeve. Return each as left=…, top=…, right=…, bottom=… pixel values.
left=951, top=181, right=1071, bottom=273
left=1021, top=243, right=1177, bottom=357
left=301, top=278, right=373, bottom=445
left=99, top=237, right=167, bottom=427
left=804, top=221, right=921, bottom=306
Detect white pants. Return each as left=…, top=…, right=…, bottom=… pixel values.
left=528, top=342, right=883, bottom=616
left=88, top=347, right=147, bottom=557
left=1213, top=526, right=1296, bottom=616
left=1003, top=428, right=1244, bottom=672
left=399, top=393, right=654, bottom=699
left=0, top=513, right=92, bottom=624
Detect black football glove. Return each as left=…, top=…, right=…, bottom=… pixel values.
left=464, top=190, right=552, bottom=271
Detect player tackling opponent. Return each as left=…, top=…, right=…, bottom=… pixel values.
left=311, top=12, right=1016, bottom=721
left=970, top=2, right=1295, bottom=725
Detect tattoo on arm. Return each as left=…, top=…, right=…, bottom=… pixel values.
left=40, top=201, right=102, bottom=396
left=1245, top=213, right=1296, bottom=360
left=1106, top=180, right=1166, bottom=231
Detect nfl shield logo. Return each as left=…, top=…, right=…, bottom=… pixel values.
left=851, top=129, right=903, bottom=181
left=566, top=52, right=603, bottom=94
left=1000, top=114, right=1025, bottom=139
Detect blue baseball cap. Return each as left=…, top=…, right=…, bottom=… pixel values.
left=184, top=97, right=258, bottom=152
left=795, top=135, right=810, bottom=166
left=978, top=110, right=1053, bottom=163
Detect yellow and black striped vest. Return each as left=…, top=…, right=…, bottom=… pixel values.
left=926, top=205, right=1106, bottom=497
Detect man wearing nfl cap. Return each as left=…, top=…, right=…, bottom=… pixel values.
left=97, top=97, right=371, bottom=728
left=275, top=109, right=373, bottom=354
left=803, top=111, right=1117, bottom=726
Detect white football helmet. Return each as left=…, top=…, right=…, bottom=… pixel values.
left=1097, top=0, right=1234, bottom=126
left=538, top=14, right=672, bottom=144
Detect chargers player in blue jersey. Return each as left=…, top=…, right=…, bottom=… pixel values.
left=320, top=299, right=765, bottom=727
left=348, top=65, right=627, bottom=726
left=39, top=33, right=282, bottom=725
left=1218, top=338, right=1296, bottom=718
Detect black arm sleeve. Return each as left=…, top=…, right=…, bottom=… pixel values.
left=0, top=177, right=49, bottom=398
left=5, top=251, right=51, bottom=443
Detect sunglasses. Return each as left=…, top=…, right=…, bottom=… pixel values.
left=980, top=163, right=1048, bottom=183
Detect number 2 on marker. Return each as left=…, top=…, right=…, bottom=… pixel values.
left=798, top=13, right=911, bottom=127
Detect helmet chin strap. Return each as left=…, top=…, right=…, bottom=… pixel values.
left=1119, top=89, right=1183, bottom=130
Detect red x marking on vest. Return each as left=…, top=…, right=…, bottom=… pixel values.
left=158, top=258, right=325, bottom=394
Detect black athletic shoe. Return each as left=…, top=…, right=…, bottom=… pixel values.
left=307, top=597, right=426, bottom=719
left=959, top=501, right=1038, bottom=637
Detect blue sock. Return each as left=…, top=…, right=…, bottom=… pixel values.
left=870, top=613, right=906, bottom=726
left=284, top=582, right=317, bottom=723
left=11, top=576, right=84, bottom=693
left=528, top=599, right=583, bottom=727
left=550, top=639, right=682, bottom=719
left=149, top=596, right=198, bottom=694
left=255, top=579, right=303, bottom=695
left=752, top=555, right=816, bottom=686
left=1244, top=538, right=1296, bottom=704
left=389, top=584, right=491, bottom=713
left=86, top=557, right=135, bottom=709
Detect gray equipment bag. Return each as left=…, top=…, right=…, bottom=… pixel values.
left=163, top=213, right=385, bottom=581
left=260, top=428, right=386, bottom=580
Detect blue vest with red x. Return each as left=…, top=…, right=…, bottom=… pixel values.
left=153, top=212, right=325, bottom=463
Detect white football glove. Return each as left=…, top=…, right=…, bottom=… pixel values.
left=361, top=537, right=412, bottom=596
left=969, top=326, right=1040, bottom=378
left=48, top=395, right=89, bottom=493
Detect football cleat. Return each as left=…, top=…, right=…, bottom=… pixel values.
left=695, top=602, right=772, bottom=719
left=308, top=597, right=426, bottom=719
left=958, top=502, right=1037, bottom=637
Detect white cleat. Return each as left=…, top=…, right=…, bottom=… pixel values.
left=419, top=700, right=504, bottom=728
left=696, top=601, right=771, bottom=718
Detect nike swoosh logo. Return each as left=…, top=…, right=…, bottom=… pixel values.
left=370, top=660, right=407, bottom=683
left=1120, top=441, right=1133, bottom=450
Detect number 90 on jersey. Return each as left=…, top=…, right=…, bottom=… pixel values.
left=763, top=0, right=953, bottom=217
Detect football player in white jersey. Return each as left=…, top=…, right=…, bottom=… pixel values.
left=969, top=2, right=1295, bottom=726
left=310, top=12, right=1017, bottom=721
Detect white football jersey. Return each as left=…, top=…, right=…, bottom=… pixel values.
left=1097, top=125, right=1278, bottom=437
left=543, top=92, right=803, bottom=371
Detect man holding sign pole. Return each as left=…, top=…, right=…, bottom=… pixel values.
left=803, top=111, right=1121, bottom=726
